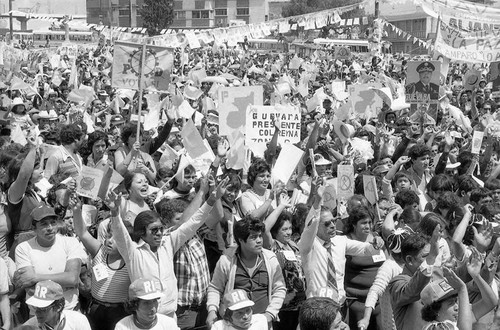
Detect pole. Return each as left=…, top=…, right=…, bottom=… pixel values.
left=136, top=43, right=146, bottom=141
left=8, top=0, right=13, bottom=43
left=375, top=0, right=379, bottom=18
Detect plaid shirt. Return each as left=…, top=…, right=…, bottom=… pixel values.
left=172, top=228, right=210, bottom=307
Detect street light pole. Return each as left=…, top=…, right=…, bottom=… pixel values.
left=375, top=0, right=379, bottom=18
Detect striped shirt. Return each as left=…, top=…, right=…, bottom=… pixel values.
left=91, top=247, right=130, bottom=303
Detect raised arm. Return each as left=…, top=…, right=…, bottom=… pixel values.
left=263, top=193, right=291, bottom=249
left=108, top=192, right=134, bottom=265
left=444, top=266, right=473, bottom=330
left=298, top=180, right=323, bottom=256
left=9, top=147, right=37, bottom=204
left=73, top=201, right=101, bottom=258
left=467, top=248, right=499, bottom=320
left=170, top=177, right=229, bottom=252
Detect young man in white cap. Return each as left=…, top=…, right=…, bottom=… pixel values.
left=23, top=280, right=91, bottom=329
left=15, top=204, right=86, bottom=311
left=298, top=286, right=348, bottom=330
left=211, top=289, right=268, bottom=330
left=114, top=278, right=179, bottom=330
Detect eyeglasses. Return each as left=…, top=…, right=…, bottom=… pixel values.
left=149, top=226, right=166, bottom=235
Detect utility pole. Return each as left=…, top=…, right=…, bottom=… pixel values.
left=375, top=0, right=379, bottom=18
left=8, top=0, right=13, bottom=43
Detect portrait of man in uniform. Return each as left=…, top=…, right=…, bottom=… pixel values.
left=405, top=60, right=441, bottom=121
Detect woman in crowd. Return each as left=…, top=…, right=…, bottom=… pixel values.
left=262, top=193, right=306, bottom=330
left=73, top=200, right=131, bottom=330
left=344, top=205, right=385, bottom=330
left=239, top=158, right=275, bottom=219
left=114, top=124, right=156, bottom=184
left=83, top=130, right=113, bottom=169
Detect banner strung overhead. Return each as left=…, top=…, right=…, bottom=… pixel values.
left=434, top=20, right=500, bottom=63
left=415, top=0, right=500, bottom=31
left=111, top=41, right=174, bottom=91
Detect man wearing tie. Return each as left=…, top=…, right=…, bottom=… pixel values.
left=298, top=181, right=384, bottom=317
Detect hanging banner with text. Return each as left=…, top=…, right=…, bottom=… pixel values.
left=415, top=0, right=500, bottom=32
left=111, top=41, right=174, bottom=91
left=434, top=20, right=500, bottom=63
left=245, top=104, right=301, bottom=155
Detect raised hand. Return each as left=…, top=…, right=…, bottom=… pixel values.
left=443, top=266, right=466, bottom=290
left=105, top=191, right=122, bottom=217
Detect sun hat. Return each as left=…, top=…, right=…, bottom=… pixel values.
left=26, top=280, right=64, bottom=308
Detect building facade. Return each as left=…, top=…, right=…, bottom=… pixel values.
left=86, top=0, right=270, bottom=30
left=86, top=0, right=144, bottom=27
left=379, top=0, right=437, bottom=55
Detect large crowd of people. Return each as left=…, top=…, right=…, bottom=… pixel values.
left=0, top=25, right=499, bottom=330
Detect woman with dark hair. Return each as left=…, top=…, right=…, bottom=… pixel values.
left=114, top=124, right=156, bottom=183
left=6, top=146, right=44, bottom=259
left=97, top=171, right=152, bottom=242
left=83, top=130, right=112, bottom=169
left=239, top=158, right=276, bottom=219
left=262, top=193, right=306, bottom=330
left=344, top=206, right=386, bottom=330
left=115, top=278, right=178, bottom=330
left=109, top=176, right=226, bottom=317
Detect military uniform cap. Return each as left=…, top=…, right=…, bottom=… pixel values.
left=416, top=62, right=435, bottom=73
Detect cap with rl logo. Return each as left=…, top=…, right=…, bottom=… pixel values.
left=223, top=289, right=255, bottom=311
left=128, top=278, right=164, bottom=300
left=26, top=280, right=64, bottom=308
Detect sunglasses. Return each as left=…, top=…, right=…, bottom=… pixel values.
left=149, top=226, right=166, bottom=235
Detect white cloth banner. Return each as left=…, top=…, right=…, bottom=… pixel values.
left=435, top=20, right=500, bottom=63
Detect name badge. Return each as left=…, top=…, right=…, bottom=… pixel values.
left=372, top=251, right=386, bottom=263
left=93, top=263, right=109, bottom=282
left=282, top=250, right=297, bottom=262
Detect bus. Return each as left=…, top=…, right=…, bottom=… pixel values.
left=12, top=30, right=94, bottom=47
left=244, top=38, right=287, bottom=53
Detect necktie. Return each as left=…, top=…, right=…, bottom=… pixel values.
left=323, top=240, right=338, bottom=292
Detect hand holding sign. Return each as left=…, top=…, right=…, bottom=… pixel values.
left=471, top=130, right=484, bottom=154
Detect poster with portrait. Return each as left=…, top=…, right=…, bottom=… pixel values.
left=489, top=62, right=500, bottom=92
left=405, top=60, right=441, bottom=121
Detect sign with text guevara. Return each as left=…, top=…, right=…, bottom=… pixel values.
left=245, top=104, right=301, bottom=151
left=111, top=41, right=174, bottom=91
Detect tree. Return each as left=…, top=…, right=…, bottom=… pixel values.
left=282, top=0, right=364, bottom=18
left=139, top=0, right=174, bottom=36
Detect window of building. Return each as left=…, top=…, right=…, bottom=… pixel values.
left=174, top=11, right=186, bottom=19
left=195, top=0, right=206, bottom=9
left=236, top=8, right=249, bottom=16
left=119, top=9, right=129, bottom=16
left=215, top=0, right=227, bottom=8
left=237, top=0, right=249, bottom=7
left=215, top=9, right=227, bottom=16
left=413, top=19, right=425, bottom=31
left=192, top=10, right=209, bottom=19
left=174, top=1, right=182, bottom=10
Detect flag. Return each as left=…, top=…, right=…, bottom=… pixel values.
left=111, top=41, right=174, bottom=91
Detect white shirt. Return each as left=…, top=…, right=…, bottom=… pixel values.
left=15, top=234, right=86, bottom=310
left=298, top=208, right=380, bottom=304
left=114, top=314, right=179, bottom=330
left=211, top=314, right=268, bottom=330
left=24, top=310, right=91, bottom=329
